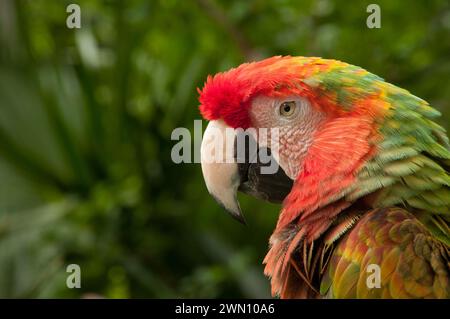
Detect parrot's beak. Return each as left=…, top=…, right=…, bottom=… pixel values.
left=200, top=120, right=246, bottom=224
left=200, top=120, right=294, bottom=225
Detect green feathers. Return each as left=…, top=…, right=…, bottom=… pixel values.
left=321, top=208, right=450, bottom=298
left=341, top=78, right=450, bottom=245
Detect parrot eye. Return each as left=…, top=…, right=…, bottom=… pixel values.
left=279, top=101, right=296, bottom=117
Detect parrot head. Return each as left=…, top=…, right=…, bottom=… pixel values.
left=198, top=56, right=444, bottom=237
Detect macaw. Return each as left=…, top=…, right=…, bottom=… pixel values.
left=198, top=56, right=450, bottom=298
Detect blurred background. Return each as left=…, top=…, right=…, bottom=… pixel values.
left=0, top=0, right=449, bottom=298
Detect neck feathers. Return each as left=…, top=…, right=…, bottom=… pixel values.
left=277, top=115, right=378, bottom=238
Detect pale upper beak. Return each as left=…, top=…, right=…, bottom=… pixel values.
left=200, top=120, right=294, bottom=225
left=200, top=120, right=246, bottom=224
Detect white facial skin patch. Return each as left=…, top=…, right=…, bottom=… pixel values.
left=249, top=95, right=327, bottom=180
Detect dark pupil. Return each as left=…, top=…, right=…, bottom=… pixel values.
left=284, top=104, right=291, bottom=112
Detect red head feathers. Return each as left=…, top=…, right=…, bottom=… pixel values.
left=198, top=56, right=337, bottom=129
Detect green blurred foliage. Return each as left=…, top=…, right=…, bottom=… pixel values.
left=0, top=0, right=448, bottom=298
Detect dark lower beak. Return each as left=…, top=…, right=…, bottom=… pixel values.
left=237, top=147, right=294, bottom=204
